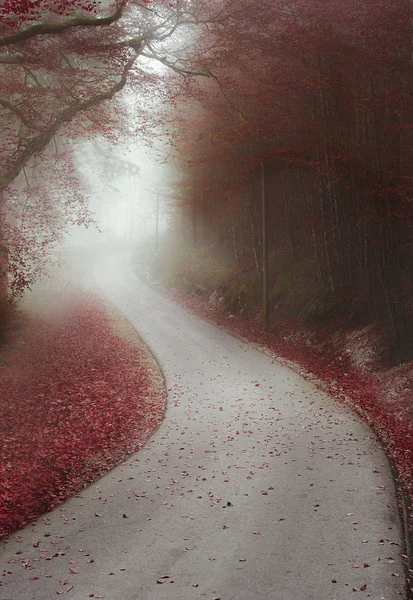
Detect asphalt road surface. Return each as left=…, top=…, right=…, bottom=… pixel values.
left=0, top=255, right=407, bottom=600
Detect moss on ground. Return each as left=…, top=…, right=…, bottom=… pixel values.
left=221, top=270, right=262, bottom=315
left=151, top=243, right=352, bottom=324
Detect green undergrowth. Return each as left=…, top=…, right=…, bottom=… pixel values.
left=222, top=270, right=262, bottom=315
left=152, top=243, right=350, bottom=325
left=269, top=257, right=346, bottom=323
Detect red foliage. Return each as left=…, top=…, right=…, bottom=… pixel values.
left=160, top=0, right=413, bottom=347
left=0, top=0, right=206, bottom=297
left=3, top=150, right=96, bottom=300
left=0, top=290, right=165, bottom=538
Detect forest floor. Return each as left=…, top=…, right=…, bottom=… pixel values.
left=146, top=250, right=413, bottom=554
left=0, top=283, right=166, bottom=538
left=1, top=254, right=408, bottom=600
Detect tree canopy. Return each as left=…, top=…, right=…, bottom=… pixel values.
left=0, top=0, right=233, bottom=294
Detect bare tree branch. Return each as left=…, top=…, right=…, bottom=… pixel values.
left=0, top=97, right=36, bottom=129
left=141, top=45, right=210, bottom=77
left=0, top=48, right=142, bottom=192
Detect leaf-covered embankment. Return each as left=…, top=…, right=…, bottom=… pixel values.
left=0, top=289, right=166, bottom=539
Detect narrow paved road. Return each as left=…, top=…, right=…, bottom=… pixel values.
left=0, top=255, right=406, bottom=600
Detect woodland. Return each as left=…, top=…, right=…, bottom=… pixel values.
left=1, top=0, right=413, bottom=537
left=160, top=0, right=413, bottom=360
left=1, top=0, right=412, bottom=356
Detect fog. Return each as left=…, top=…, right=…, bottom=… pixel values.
left=19, top=134, right=177, bottom=318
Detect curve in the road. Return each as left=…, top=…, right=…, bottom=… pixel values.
left=0, top=256, right=407, bottom=600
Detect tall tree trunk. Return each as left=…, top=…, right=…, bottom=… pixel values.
left=231, top=213, right=239, bottom=265
left=246, top=189, right=260, bottom=272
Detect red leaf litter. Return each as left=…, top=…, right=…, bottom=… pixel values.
left=0, top=289, right=166, bottom=538
left=166, top=285, right=413, bottom=531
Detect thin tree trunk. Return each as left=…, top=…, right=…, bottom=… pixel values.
left=231, top=213, right=239, bottom=264
left=247, top=190, right=260, bottom=272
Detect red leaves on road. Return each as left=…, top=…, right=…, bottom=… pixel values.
left=167, top=285, right=413, bottom=521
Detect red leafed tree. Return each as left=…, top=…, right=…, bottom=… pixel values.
left=0, top=0, right=223, bottom=299
left=161, top=0, right=413, bottom=355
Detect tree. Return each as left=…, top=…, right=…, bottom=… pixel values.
left=161, top=0, right=413, bottom=353
left=0, top=0, right=228, bottom=297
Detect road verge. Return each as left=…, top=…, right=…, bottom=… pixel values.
left=0, top=284, right=166, bottom=539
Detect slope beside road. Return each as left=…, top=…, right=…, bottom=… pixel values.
left=0, top=254, right=407, bottom=600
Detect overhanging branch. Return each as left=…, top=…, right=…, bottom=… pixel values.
left=0, top=49, right=141, bottom=192
left=0, top=97, right=36, bottom=129
left=142, top=45, right=240, bottom=115
left=0, top=4, right=123, bottom=48
left=141, top=47, right=210, bottom=78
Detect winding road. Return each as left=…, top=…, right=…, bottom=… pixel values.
left=0, top=255, right=406, bottom=599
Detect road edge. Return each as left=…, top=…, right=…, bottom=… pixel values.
left=99, top=293, right=169, bottom=452
left=138, top=267, right=412, bottom=600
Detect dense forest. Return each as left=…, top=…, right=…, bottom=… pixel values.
left=1, top=0, right=413, bottom=566
left=157, top=0, right=413, bottom=359
left=1, top=0, right=413, bottom=358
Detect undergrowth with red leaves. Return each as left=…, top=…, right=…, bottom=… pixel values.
left=165, top=285, right=413, bottom=521
left=0, top=291, right=165, bottom=538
